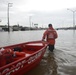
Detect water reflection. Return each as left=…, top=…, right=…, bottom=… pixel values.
left=73, top=30, right=75, bottom=38
left=25, top=50, right=58, bottom=75
left=72, top=30, right=76, bottom=48
left=6, top=32, right=11, bottom=45
left=45, top=50, right=58, bottom=75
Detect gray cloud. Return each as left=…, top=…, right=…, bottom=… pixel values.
left=0, top=0, right=76, bottom=28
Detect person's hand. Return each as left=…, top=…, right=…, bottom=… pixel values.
left=42, top=39, right=44, bottom=41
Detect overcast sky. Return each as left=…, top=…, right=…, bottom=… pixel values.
left=0, top=0, right=76, bottom=28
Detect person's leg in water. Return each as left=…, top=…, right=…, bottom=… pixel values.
left=48, top=44, right=54, bottom=52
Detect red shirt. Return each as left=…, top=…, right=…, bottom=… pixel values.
left=42, top=27, right=58, bottom=45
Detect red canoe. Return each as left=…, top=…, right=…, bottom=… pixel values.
left=0, top=41, right=48, bottom=75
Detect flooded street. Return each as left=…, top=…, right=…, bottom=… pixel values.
left=0, top=30, right=76, bottom=75
left=25, top=30, right=76, bottom=75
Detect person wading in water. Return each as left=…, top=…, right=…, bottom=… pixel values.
left=42, top=24, right=58, bottom=52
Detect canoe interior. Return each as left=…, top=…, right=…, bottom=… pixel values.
left=0, top=41, right=47, bottom=68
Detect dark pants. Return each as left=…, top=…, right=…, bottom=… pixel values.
left=48, top=44, right=54, bottom=52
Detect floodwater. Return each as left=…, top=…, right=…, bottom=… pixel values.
left=0, top=30, right=76, bottom=75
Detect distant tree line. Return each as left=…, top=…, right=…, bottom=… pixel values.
left=0, top=25, right=46, bottom=31
left=56, top=26, right=76, bottom=30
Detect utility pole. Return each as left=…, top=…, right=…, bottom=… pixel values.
left=29, top=16, right=32, bottom=30
left=67, top=9, right=76, bottom=28
left=7, top=3, right=13, bottom=32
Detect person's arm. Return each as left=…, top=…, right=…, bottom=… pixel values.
left=42, top=30, right=47, bottom=41
left=54, top=30, right=58, bottom=39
